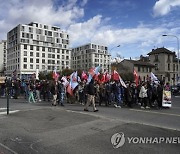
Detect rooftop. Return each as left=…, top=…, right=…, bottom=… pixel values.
left=122, top=59, right=155, bottom=67
left=147, top=47, right=176, bottom=55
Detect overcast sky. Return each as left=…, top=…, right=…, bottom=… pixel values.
left=0, top=0, right=180, bottom=58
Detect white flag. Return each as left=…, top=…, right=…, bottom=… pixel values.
left=151, top=72, right=159, bottom=84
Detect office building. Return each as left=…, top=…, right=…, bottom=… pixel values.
left=71, top=43, right=111, bottom=72
left=6, top=22, right=70, bottom=78
left=0, top=40, right=7, bottom=76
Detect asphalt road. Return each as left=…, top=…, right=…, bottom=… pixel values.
left=0, top=96, right=179, bottom=154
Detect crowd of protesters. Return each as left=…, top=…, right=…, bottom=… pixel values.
left=0, top=75, right=170, bottom=111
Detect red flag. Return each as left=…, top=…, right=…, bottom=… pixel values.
left=105, top=73, right=111, bottom=82
left=81, top=71, right=88, bottom=80
left=53, top=69, right=59, bottom=81
left=94, top=73, right=100, bottom=81
left=134, top=70, right=139, bottom=86
left=100, top=74, right=106, bottom=83
left=112, top=70, right=120, bottom=81
left=112, top=70, right=127, bottom=88
left=67, top=84, right=73, bottom=96
left=88, top=68, right=95, bottom=77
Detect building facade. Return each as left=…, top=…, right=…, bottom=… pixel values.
left=6, top=22, right=70, bottom=78
left=148, top=47, right=179, bottom=85
left=0, top=40, right=7, bottom=76
left=120, top=59, right=155, bottom=82
left=71, top=43, right=111, bottom=72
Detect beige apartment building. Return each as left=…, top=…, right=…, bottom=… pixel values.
left=0, top=40, right=7, bottom=76
left=148, top=47, right=179, bottom=85
left=6, top=22, right=70, bottom=79
left=71, top=43, right=111, bottom=72
left=120, top=59, right=155, bottom=82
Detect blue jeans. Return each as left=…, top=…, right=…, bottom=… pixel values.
left=115, top=93, right=122, bottom=106
left=59, top=92, right=65, bottom=104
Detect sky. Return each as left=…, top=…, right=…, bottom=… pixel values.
left=0, top=0, right=180, bottom=58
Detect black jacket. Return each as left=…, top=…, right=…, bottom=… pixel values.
left=87, top=80, right=96, bottom=95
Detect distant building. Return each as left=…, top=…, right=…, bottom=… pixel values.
left=148, top=47, right=179, bottom=85
left=120, top=59, right=155, bottom=82
left=71, top=43, right=111, bottom=72
left=6, top=22, right=71, bottom=79
left=0, top=40, right=7, bottom=76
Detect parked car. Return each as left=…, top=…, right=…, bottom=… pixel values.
left=171, top=84, right=180, bottom=95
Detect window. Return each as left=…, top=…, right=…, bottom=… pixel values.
left=36, top=65, right=39, bottom=69
left=62, top=55, right=64, bottom=59
left=24, top=44, right=27, bottom=49
left=168, top=64, right=170, bottom=71
left=167, top=55, right=171, bottom=62
left=138, top=66, right=140, bottom=72
left=177, top=65, right=178, bottom=71
left=154, top=55, right=159, bottom=62
left=23, top=64, right=27, bottom=69
left=36, top=59, right=39, bottom=63
left=30, top=52, right=33, bottom=56
left=48, top=54, right=51, bottom=58
left=155, top=64, right=158, bottom=70
left=42, top=59, right=45, bottom=63
left=48, top=48, right=51, bottom=52
left=42, top=53, right=45, bottom=57
left=57, top=55, right=60, bottom=59
left=66, top=56, right=69, bottom=59
left=30, top=58, right=33, bottom=63
left=48, top=66, right=51, bottom=70
left=24, top=51, right=27, bottom=56
left=22, top=32, right=25, bottom=37
left=44, top=25, right=48, bottom=29
left=36, top=52, right=39, bottom=57
left=29, top=27, right=32, bottom=33
left=21, top=26, right=25, bottom=31
left=142, top=67, right=144, bottom=72
left=48, top=31, right=52, bottom=36
left=30, top=45, right=33, bottom=50
left=42, top=47, right=45, bottom=51
left=48, top=59, right=51, bottom=64
left=24, top=58, right=27, bottom=62
left=42, top=65, right=45, bottom=69
left=36, top=46, right=39, bottom=51
left=52, top=54, right=55, bottom=58
left=173, top=64, right=175, bottom=71
left=30, top=64, right=33, bottom=69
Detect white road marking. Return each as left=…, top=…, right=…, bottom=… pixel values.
left=0, top=142, right=18, bottom=154
left=0, top=110, right=19, bottom=115
left=130, top=109, right=180, bottom=117
left=0, top=108, right=7, bottom=110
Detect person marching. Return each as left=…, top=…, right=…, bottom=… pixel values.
left=84, top=79, right=98, bottom=112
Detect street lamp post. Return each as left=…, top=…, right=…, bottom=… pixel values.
left=162, top=34, right=180, bottom=83
left=109, top=45, right=121, bottom=62
left=110, top=45, right=121, bottom=52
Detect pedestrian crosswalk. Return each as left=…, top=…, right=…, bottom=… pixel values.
left=0, top=108, right=19, bottom=115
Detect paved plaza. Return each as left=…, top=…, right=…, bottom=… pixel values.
left=0, top=96, right=179, bottom=154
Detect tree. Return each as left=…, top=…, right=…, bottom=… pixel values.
left=61, top=68, right=73, bottom=76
